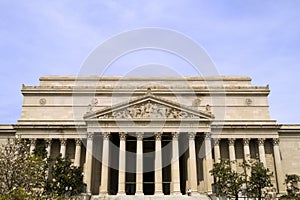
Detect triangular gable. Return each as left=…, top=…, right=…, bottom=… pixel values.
left=84, top=94, right=213, bottom=120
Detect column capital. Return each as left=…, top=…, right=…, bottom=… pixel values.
left=188, top=132, right=196, bottom=140
left=213, top=138, right=220, bottom=145
left=119, top=132, right=127, bottom=141
left=75, top=138, right=82, bottom=146
left=172, top=132, right=179, bottom=140
left=87, top=132, right=94, bottom=140
left=228, top=138, right=236, bottom=146
left=243, top=138, right=250, bottom=145
left=60, top=138, right=67, bottom=146
left=45, top=138, right=52, bottom=145
left=30, top=138, right=37, bottom=145
left=272, top=138, right=280, bottom=146
left=103, top=132, right=110, bottom=140
left=258, top=138, right=265, bottom=146
left=136, top=132, right=144, bottom=141
left=205, top=132, right=211, bottom=139
left=154, top=132, right=162, bottom=141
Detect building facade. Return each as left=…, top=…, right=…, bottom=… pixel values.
left=0, top=76, right=299, bottom=197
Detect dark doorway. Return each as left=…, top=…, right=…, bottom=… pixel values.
left=162, top=134, right=172, bottom=195
left=125, top=136, right=136, bottom=195
left=108, top=133, right=119, bottom=195
left=143, top=135, right=155, bottom=195
left=179, top=133, right=188, bottom=195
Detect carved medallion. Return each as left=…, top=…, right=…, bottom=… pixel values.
left=245, top=98, right=253, bottom=106
left=39, top=98, right=47, bottom=105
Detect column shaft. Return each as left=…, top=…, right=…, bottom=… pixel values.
left=243, top=138, right=251, bottom=177
left=60, top=139, right=67, bottom=158
left=46, top=139, right=52, bottom=158
left=118, top=132, right=127, bottom=195
left=228, top=138, right=236, bottom=171
left=171, top=132, right=181, bottom=195
left=188, top=132, right=198, bottom=194
left=100, top=132, right=110, bottom=195
left=154, top=132, right=163, bottom=195
left=84, top=133, right=94, bottom=194
left=74, top=139, right=81, bottom=167
left=273, top=139, right=285, bottom=193
left=30, top=139, right=36, bottom=155
left=258, top=138, right=267, bottom=167
left=214, top=139, right=221, bottom=163
left=205, top=133, right=213, bottom=193
left=136, top=132, right=144, bottom=195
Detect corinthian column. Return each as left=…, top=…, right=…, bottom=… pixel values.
left=205, top=132, right=213, bottom=193
left=74, top=139, right=81, bottom=167
left=60, top=139, right=67, bottom=158
left=135, top=132, right=144, bottom=195
left=258, top=138, right=266, bottom=168
left=45, top=139, right=52, bottom=158
left=100, top=132, right=110, bottom=195
left=243, top=138, right=251, bottom=177
left=154, top=132, right=163, bottom=195
left=214, top=139, right=221, bottom=163
left=118, top=132, right=127, bottom=195
left=30, top=138, right=36, bottom=155
left=273, top=138, right=285, bottom=193
left=188, top=132, right=199, bottom=194
left=171, top=132, right=181, bottom=195
left=228, top=138, right=236, bottom=171
left=84, top=132, right=94, bottom=194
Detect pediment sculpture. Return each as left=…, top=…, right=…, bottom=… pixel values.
left=98, top=101, right=198, bottom=119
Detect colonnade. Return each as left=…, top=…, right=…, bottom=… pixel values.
left=27, top=134, right=285, bottom=195
left=83, top=132, right=213, bottom=196
left=213, top=137, right=285, bottom=193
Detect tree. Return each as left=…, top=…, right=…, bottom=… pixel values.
left=247, top=159, right=273, bottom=200
left=210, top=159, right=246, bottom=200
left=284, top=174, right=300, bottom=198
left=0, top=137, right=48, bottom=199
left=46, top=154, right=83, bottom=197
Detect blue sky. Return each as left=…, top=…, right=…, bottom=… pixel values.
left=0, top=0, right=300, bottom=124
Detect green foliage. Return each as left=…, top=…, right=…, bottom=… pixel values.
left=282, top=174, right=300, bottom=199
left=0, top=137, right=48, bottom=198
left=247, top=159, right=273, bottom=200
left=210, top=158, right=273, bottom=200
left=46, top=154, right=83, bottom=197
left=210, top=159, right=246, bottom=200
left=0, top=187, right=29, bottom=200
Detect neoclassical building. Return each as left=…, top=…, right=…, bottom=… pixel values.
left=0, top=76, right=299, bottom=198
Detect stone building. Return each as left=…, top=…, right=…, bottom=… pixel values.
left=0, top=76, right=299, bottom=198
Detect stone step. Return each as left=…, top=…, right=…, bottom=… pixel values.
left=90, top=194, right=211, bottom=200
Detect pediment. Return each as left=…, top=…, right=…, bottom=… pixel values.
left=84, top=94, right=213, bottom=120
